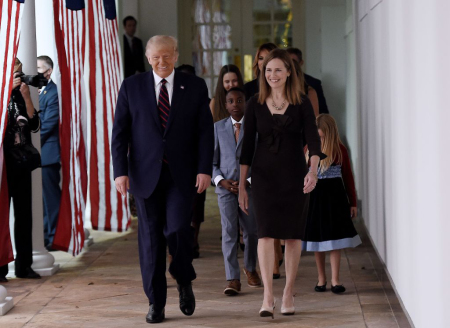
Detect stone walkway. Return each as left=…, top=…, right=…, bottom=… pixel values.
left=0, top=189, right=411, bottom=327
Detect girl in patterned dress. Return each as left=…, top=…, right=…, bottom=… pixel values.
left=304, top=114, right=361, bottom=294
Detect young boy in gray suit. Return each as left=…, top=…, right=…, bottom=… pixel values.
left=213, top=88, right=261, bottom=295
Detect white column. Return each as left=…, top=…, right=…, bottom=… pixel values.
left=0, top=285, right=13, bottom=316
left=83, top=228, right=93, bottom=248
left=10, top=0, right=59, bottom=276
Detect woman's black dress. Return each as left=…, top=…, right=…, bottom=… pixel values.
left=240, top=95, right=325, bottom=239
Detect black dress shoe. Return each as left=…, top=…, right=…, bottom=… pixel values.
left=315, top=282, right=327, bottom=292
left=331, top=284, right=346, bottom=294
left=15, top=267, right=41, bottom=279
left=0, top=276, right=8, bottom=283
left=146, top=304, right=165, bottom=324
left=177, top=283, right=195, bottom=316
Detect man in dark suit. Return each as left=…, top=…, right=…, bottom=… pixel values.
left=287, top=48, right=329, bottom=114
left=123, top=16, right=145, bottom=78
left=112, top=35, right=214, bottom=324
left=37, top=55, right=61, bottom=251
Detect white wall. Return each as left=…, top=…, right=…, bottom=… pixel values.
left=355, top=0, right=450, bottom=327
left=304, top=0, right=361, bottom=194
left=304, top=0, right=347, bottom=136
left=119, top=0, right=178, bottom=71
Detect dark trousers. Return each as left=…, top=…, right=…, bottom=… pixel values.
left=0, top=162, right=33, bottom=277
left=134, top=164, right=196, bottom=308
left=42, top=163, right=61, bottom=246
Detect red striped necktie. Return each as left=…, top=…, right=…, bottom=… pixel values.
left=158, top=79, right=170, bottom=131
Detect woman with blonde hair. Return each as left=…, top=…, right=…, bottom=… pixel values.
left=303, top=114, right=361, bottom=294
left=239, top=49, right=325, bottom=317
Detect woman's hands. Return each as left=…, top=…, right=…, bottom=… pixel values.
left=350, top=207, right=357, bottom=218
left=238, top=186, right=249, bottom=215
left=303, top=171, right=318, bottom=193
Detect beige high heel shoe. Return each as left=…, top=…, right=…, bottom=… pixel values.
left=259, top=300, right=276, bottom=319
left=281, top=296, right=295, bottom=315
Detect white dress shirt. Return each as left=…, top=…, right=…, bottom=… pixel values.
left=214, top=116, right=251, bottom=187
left=153, top=69, right=175, bottom=105
left=124, top=33, right=133, bottom=49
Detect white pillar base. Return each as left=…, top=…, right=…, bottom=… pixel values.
left=0, top=286, right=13, bottom=316
left=31, top=250, right=59, bottom=276
left=83, top=228, right=94, bottom=249
left=7, top=250, right=60, bottom=277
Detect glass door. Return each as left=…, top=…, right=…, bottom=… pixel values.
left=190, top=0, right=295, bottom=94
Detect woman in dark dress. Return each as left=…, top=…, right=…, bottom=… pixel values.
left=239, top=49, right=325, bottom=317
left=243, top=43, right=277, bottom=101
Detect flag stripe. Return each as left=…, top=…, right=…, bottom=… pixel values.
left=52, top=0, right=87, bottom=255
left=87, top=0, right=129, bottom=232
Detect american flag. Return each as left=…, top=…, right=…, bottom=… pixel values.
left=86, top=0, right=129, bottom=232
left=0, top=0, right=25, bottom=267
left=51, top=0, right=88, bottom=255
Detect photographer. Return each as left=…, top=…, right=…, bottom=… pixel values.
left=0, top=58, right=41, bottom=282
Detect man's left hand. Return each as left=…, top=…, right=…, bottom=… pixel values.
left=196, top=174, right=211, bottom=194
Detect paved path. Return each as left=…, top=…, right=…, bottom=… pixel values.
left=0, top=189, right=411, bottom=327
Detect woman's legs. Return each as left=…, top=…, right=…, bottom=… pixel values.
left=314, top=252, right=327, bottom=285
left=330, top=250, right=341, bottom=286
left=282, top=239, right=302, bottom=308
left=258, top=237, right=275, bottom=308
left=273, top=239, right=282, bottom=277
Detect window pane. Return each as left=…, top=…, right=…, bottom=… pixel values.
left=253, top=0, right=272, bottom=21
left=193, top=51, right=213, bottom=76
left=253, top=24, right=272, bottom=48
left=194, top=25, right=212, bottom=50
left=212, top=0, right=231, bottom=23
left=274, top=23, right=292, bottom=48
left=273, top=0, right=292, bottom=21
left=213, top=25, right=232, bottom=49
left=194, top=0, right=211, bottom=23
left=213, top=51, right=231, bottom=75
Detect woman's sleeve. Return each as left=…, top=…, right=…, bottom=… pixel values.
left=340, top=144, right=357, bottom=207
left=28, top=109, right=40, bottom=132
left=239, top=97, right=257, bottom=166
left=301, top=96, right=326, bottom=160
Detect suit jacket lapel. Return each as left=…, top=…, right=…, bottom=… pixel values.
left=144, top=71, right=162, bottom=135
left=224, top=117, right=235, bottom=148
left=164, top=71, right=185, bottom=136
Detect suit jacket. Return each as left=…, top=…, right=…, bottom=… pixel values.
left=39, top=80, right=60, bottom=166
left=244, top=78, right=259, bottom=101
left=111, top=70, right=214, bottom=198
left=123, top=35, right=145, bottom=78
left=304, top=73, right=329, bottom=114
left=212, top=117, right=250, bottom=195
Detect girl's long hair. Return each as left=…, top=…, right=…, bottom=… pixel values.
left=213, top=64, right=244, bottom=122
left=316, top=114, right=343, bottom=173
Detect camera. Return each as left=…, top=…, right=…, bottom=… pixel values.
left=16, top=72, right=48, bottom=88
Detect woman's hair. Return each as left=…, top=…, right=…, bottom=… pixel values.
left=316, top=114, right=343, bottom=172
left=258, top=49, right=302, bottom=105
left=213, top=64, right=244, bottom=122
left=14, top=57, right=22, bottom=72
left=252, top=42, right=277, bottom=78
